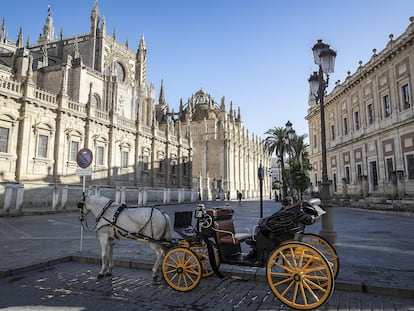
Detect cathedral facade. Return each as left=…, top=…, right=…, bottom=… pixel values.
left=176, top=89, right=271, bottom=200
left=306, top=17, right=414, bottom=200
left=0, top=1, right=270, bottom=208
left=0, top=2, right=192, bottom=206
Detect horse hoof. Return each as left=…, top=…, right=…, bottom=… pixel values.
left=105, top=272, right=112, bottom=277
left=152, top=275, right=160, bottom=284
left=97, top=273, right=104, bottom=279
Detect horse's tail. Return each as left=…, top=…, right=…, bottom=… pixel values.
left=163, top=213, right=173, bottom=242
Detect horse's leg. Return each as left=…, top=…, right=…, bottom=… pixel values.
left=105, top=236, right=115, bottom=277
left=97, top=231, right=108, bottom=279
left=149, top=243, right=164, bottom=282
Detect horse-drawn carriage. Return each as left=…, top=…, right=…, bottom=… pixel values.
left=79, top=195, right=338, bottom=310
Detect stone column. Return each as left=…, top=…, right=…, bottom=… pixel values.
left=396, top=170, right=406, bottom=199
left=342, top=178, right=348, bottom=198
left=390, top=171, right=398, bottom=198
left=61, top=185, right=68, bottom=210
left=361, top=176, right=369, bottom=198
left=52, top=184, right=60, bottom=211
left=16, top=184, right=24, bottom=212
left=3, top=184, right=13, bottom=214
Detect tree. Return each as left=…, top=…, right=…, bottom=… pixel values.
left=263, top=126, right=288, bottom=197
left=287, top=134, right=311, bottom=200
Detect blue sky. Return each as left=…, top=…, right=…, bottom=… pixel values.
left=2, top=0, right=413, bottom=140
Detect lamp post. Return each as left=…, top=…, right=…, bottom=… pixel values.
left=308, top=39, right=338, bottom=244
left=258, top=161, right=264, bottom=218
left=285, top=121, right=295, bottom=198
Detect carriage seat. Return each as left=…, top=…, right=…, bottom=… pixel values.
left=174, top=211, right=195, bottom=240
left=209, top=207, right=252, bottom=244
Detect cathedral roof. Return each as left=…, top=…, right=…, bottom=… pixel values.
left=185, top=89, right=220, bottom=121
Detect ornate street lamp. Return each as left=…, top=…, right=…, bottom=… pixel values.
left=308, top=39, right=338, bottom=244
left=285, top=121, right=295, bottom=198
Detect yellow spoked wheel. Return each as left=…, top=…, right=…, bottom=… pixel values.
left=266, top=242, right=334, bottom=310
left=191, top=241, right=220, bottom=277
left=302, top=233, right=339, bottom=278
left=162, top=247, right=202, bottom=292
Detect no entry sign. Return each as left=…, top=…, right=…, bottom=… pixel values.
left=76, top=148, right=93, bottom=168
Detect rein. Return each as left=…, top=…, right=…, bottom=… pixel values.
left=95, top=199, right=114, bottom=223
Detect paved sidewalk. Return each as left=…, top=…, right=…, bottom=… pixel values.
left=0, top=199, right=413, bottom=301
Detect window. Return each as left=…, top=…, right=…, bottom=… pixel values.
left=96, top=146, right=104, bottom=166
left=343, top=117, right=348, bottom=135
left=171, top=160, right=177, bottom=175
left=121, top=151, right=128, bottom=168
left=38, top=135, right=48, bottom=158
left=183, top=159, right=188, bottom=176
left=369, top=161, right=378, bottom=190
left=158, top=159, right=164, bottom=173
left=386, top=158, right=394, bottom=181
left=0, top=127, right=9, bottom=153
left=356, top=163, right=362, bottom=182
left=367, top=104, right=374, bottom=125
left=354, top=111, right=360, bottom=130
left=313, top=134, right=317, bottom=149
left=407, top=154, right=414, bottom=180
left=330, top=125, right=335, bottom=140
left=114, top=62, right=125, bottom=82
left=383, top=95, right=391, bottom=117
left=142, top=155, right=149, bottom=171
left=402, top=84, right=411, bottom=110
left=70, top=141, right=79, bottom=162
left=345, top=166, right=350, bottom=184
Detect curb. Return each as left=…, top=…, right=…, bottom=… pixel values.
left=1, top=255, right=413, bottom=300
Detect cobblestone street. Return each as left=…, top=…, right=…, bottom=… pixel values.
left=0, top=262, right=413, bottom=311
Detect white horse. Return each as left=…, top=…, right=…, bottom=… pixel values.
left=79, top=194, right=172, bottom=280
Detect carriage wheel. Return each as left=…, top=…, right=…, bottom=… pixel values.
left=266, top=242, right=334, bottom=310
left=302, top=233, right=339, bottom=278
left=162, top=247, right=202, bottom=292
left=191, top=240, right=220, bottom=277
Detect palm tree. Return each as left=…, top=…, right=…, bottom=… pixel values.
left=290, top=134, right=309, bottom=166
left=289, top=134, right=311, bottom=200
left=263, top=126, right=288, bottom=197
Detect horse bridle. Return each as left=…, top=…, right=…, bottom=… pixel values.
left=77, top=193, right=91, bottom=230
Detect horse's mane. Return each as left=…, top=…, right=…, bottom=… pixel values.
left=86, top=194, right=112, bottom=207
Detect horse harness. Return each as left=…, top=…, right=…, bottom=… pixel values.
left=96, top=200, right=170, bottom=245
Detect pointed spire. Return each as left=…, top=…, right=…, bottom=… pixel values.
left=96, top=16, right=103, bottom=35
left=72, top=37, right=80, bottom=59
left=179, top=99, right=184, bottom=113
left=136, top=33, right=147, bottom=86
left=16, top=27, right=23, bottom=47
left=42, top=41, right=48, bottom=67
left=1, top=17, right=5, bottom=42
left=91, top=0, right=100, bottom=21
left=138, top=33, right=146, bottom=51
left=159, top=79, right=167, bottom=105
left=38, top=5, right=55, bottom=44
left=90, top=0, right=100, bottom=36
left=112, top=28, right=116, bottom=40
left=220, top=96, right=226, bottom=110
left=26, top=55, right=33, bottom=83
left=60, top=27, right=63, bottom=40
left=125, top=37, right=128, bottom=48
left=26, top=36, right=30, bottom=48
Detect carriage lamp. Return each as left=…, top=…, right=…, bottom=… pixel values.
left=308, top=39, right=338, bottom=244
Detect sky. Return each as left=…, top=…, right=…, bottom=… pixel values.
left=1, top=0, right=413, bottom=140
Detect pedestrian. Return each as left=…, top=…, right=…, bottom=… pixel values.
left=237, top=190, right=242, bottom=202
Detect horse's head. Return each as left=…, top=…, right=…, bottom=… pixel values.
left=77, top=193, right=90, bottom=221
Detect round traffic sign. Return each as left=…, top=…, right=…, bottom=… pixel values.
left=77, top=148, right=93, bottom=168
